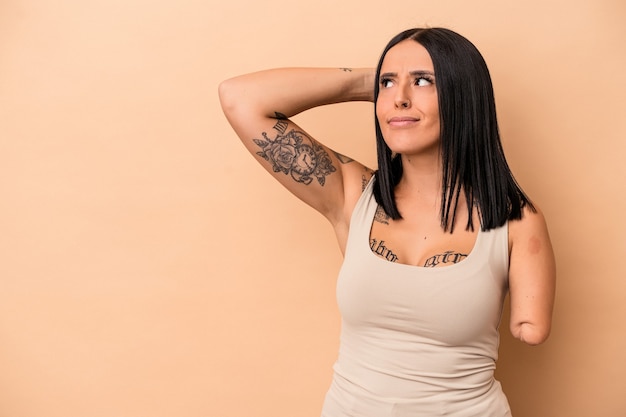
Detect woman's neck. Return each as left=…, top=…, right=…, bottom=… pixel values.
left=396, top=153, right=442, bottom=201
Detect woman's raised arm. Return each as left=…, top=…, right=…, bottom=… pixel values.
left=218, top=68, right=375, bottom=226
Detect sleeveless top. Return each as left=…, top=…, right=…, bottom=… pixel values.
left=321, top=178, right=512, bottom=416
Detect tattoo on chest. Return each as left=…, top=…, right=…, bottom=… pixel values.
left=423, top=251, right=468, bottom=267
left=253, top=112, right=336, bottom=186
left=369, top=240, right=468, bottom=267
left=374, top=206, right=390, bottom=225
left=370, top=238, right=399, bottom=262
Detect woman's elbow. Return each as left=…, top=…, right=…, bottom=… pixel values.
left=218, top=78, right=238, bottom=115
left=511, top=322, right=551, bottom=346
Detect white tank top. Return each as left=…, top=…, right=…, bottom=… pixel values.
left=322, top=178, right=512, bottom=416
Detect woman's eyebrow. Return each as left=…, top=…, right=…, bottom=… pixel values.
left=380, top=70, right=435, bottom=78
left=410, top=70, right=435, bottom=77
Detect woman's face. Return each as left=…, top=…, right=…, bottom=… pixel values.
left=376, top=40, right=440, bottom=158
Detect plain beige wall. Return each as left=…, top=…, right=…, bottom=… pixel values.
left=1, top=0, right=625, bottom=416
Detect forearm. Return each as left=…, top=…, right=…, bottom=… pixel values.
left=218, top=67, right=375, bottom=120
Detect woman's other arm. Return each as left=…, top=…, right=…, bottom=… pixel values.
left=508, top=206, right=557, bottom=345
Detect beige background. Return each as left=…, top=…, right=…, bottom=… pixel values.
left=1, top=0, right=625, bottom=416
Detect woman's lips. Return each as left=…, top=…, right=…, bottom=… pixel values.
left=388, top=116, right=420, bottom=127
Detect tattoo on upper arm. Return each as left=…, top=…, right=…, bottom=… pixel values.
left=333, top=151, right=354, bottom=164
left=253, top=112, right=336, bottom=186
left=423, top=251, right=468, bottom=268
left=273, top=112, right=289, bottom=134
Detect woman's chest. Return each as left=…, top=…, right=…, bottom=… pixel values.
left=336, top=250, right=507, bottom=345
left=369, top=205, right=479, bottom=268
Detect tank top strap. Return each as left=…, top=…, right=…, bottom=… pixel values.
left=475, top=220, right=510, bottom=282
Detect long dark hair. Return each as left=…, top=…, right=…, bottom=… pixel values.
left=372, top=27, right=534, bottom=232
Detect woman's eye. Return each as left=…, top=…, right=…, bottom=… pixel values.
left=380, top=79, right=393, bottom=88
left=415, top=77, right=432, bottom=87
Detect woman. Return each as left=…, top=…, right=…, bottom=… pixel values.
left=219, top=27, right=555, bottom=417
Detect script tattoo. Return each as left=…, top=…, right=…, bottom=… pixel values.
left=370, top=238, right=399, bottom=262
left=254, top=112, right=336, bottom=186
left=423, top=251, right=468, bottom=268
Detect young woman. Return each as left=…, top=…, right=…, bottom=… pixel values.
left=219, top=27, right=555, bottom=417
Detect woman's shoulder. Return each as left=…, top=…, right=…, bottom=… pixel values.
left=507, top=203, right=552, bottom=254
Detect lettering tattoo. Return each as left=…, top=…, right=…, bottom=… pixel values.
left=253, top=112, right=336, bottom=186
left=361, top=168, right=374, bottom=190
left=370, top=238, right=399, bottom=262
left=374, top=206, right=390, bottom=225
left=423, top=251, right=468, bottom=268
left=272, top=112, right=289, bottom=134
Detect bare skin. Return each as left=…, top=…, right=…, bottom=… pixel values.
left=218, top=40, right=555, bottom=345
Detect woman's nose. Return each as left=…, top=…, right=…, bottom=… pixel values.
left=395, top=98, right=411, bottom=108
left=394, top=86, right=411, bottom=109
